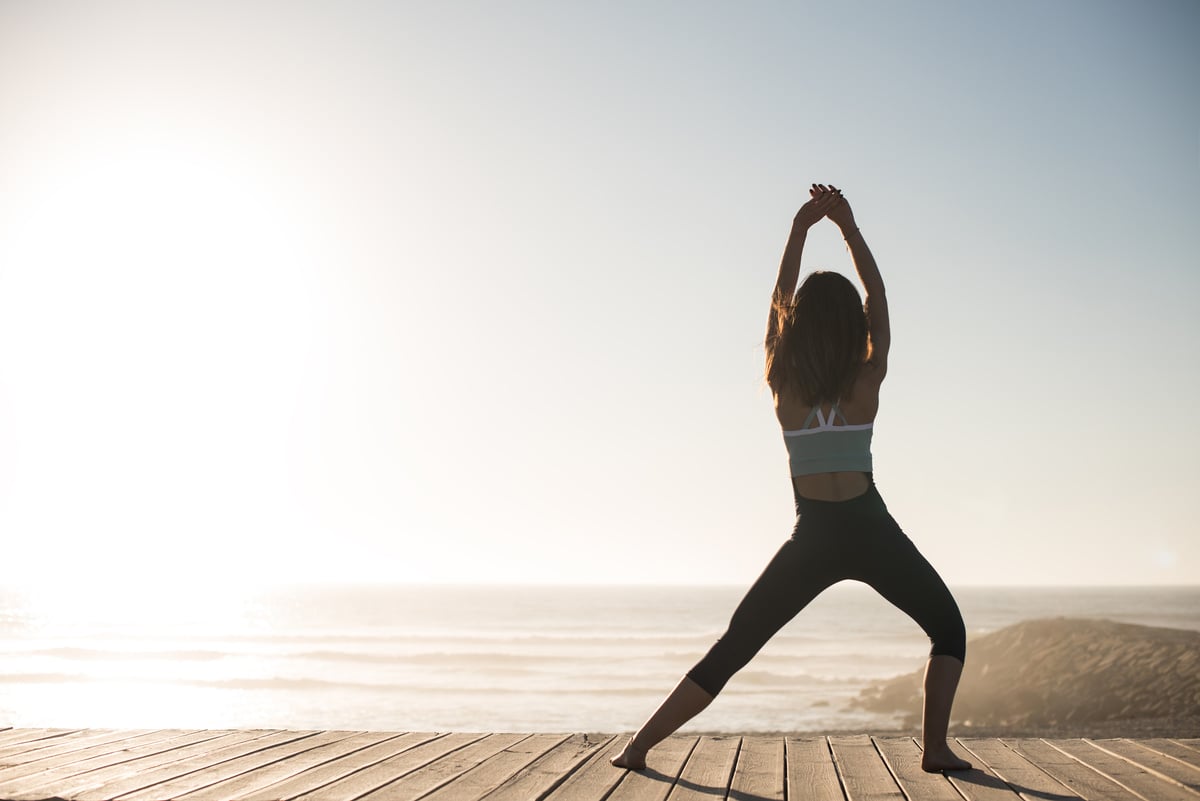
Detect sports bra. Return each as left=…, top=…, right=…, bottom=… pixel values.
left=782, top=400, right=873, bottom=476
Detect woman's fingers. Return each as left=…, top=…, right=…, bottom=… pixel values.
left=807, top=183, right=845, bottom=212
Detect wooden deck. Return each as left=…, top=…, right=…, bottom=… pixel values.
left=0, top=728, right=1197, bottom=801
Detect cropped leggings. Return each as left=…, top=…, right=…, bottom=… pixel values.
left=687, top=480, right=966, bottom=697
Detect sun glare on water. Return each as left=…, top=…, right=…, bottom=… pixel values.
left=7, top=579, right=266, bottom=728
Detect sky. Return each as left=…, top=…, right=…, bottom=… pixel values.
left=0, top=0, right=1197, bottom=589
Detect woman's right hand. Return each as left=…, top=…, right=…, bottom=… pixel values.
left=793, top=184, right=842, bottom=230
left=822, top=184, right=857, bottom=232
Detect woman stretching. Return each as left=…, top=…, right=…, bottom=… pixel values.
left=611, top=184, right=972, bottom=774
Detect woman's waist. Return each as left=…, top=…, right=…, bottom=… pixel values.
left=791, top=471, right=875, bottom=502
left=792, top=472, right=888, bottom=516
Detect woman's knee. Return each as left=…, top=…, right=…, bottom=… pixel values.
left=929, top=611, right=966, bottom=663
left=686, top=606, right=784, bottom=697
left=686, top=634, right=749, bottom=697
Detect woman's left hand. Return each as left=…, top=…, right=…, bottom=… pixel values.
left=793, top=184, right=841, bottom=229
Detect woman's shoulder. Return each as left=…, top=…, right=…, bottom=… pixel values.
left=774, top=371, right=882, bottom=428
left=844, top=368, right=883, bottom=417
left=860, top=357, right=887, bottom=386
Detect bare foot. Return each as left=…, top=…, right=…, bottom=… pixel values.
left=921, top=744, right=972, bottom=773
left=610, top=740, right=647, bottom=771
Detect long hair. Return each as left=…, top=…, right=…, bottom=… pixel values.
left=765, top=271, right=868, bottom=404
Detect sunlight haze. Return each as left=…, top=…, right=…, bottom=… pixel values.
left=1, top=1, right=1197, bottom=590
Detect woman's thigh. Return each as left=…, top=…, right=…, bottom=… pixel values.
left=725, top=535, right=843, bottom=646
left=855, top=521, right=964, bottom=652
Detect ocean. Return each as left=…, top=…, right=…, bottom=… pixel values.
left=2, top=583, right=1197, bottom=734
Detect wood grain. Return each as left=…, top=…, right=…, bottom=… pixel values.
left=0, top=728, right=1193, bottom=801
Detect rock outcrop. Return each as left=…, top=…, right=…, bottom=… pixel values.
left=853, top=618, right=1200, bottom=729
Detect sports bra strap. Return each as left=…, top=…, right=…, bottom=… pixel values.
left=801, top=401, right=850, bottom=430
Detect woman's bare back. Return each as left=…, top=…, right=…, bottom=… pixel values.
left=775, top=364, right=884, bottom=502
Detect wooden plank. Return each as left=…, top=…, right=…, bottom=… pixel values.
left=668, top=735, right=741, bottom=801
left=728, top=735, right=784, bottom=801
left=1049, top=738, right=1198, bottom=801
left=114, top=730, right=342, bottom=801
left=481, top=733, right=614, bottom=801
left=606, top=734, right=698, bottom=801
left=1003, top=739, right=1144, bottom=801
left=542, top=735, right=630, bottom=801
left=290, top=732, right=487, bottom=801
left=420, top=733, right=570, bottom=801
left=784, top=737, right=843, bottom=801
left=175, top=731, right=404, bottom=801
left=0, top=729, right=243, bottom=799
left=830, top=734, right=905, bottom=801
left=352, top=733, right=529, bottom=801
left=238, top=732, right=444, bottom=801
left=908, top=740, right=1021, bottom=801
left=0, top=729, right=184, bottom=783
left=942, top=769, right=1025, bottom=801
left=1171, top=739, right=1200, bottom=756
left=0, top=729, right=148, bottom=763
left=955, top=738, right=1083, bottom=800
left=1086, top=738, right=1200, bottom=792
left=3, top=730, right=1199, bottom=801
left=873, top=737, right=963, bottom=801
left=0, top=729, right=116, bottom=761
left=1144, top=739, right=1200, bottom=769
left=0, top=728, right=81, bottom=751
left=64, top=731, right=308, bottom=801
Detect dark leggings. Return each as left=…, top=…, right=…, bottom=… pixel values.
left=687, top=479, right=966, bottom=697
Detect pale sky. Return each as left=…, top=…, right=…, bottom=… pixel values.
left=0, top=1, right=1197, bottom=589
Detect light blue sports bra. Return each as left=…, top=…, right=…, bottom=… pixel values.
left=782, top=400, right=873, bottom=476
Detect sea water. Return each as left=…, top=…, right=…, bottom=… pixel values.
left=1, top=584, right=1197, bottom=733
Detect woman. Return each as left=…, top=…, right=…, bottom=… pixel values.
left=610, top=184, right=972, bottom=774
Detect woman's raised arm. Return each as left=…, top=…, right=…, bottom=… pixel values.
left=823, top=185, right=890, bottom=376
left=766, top=185, right=842, bottom=347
